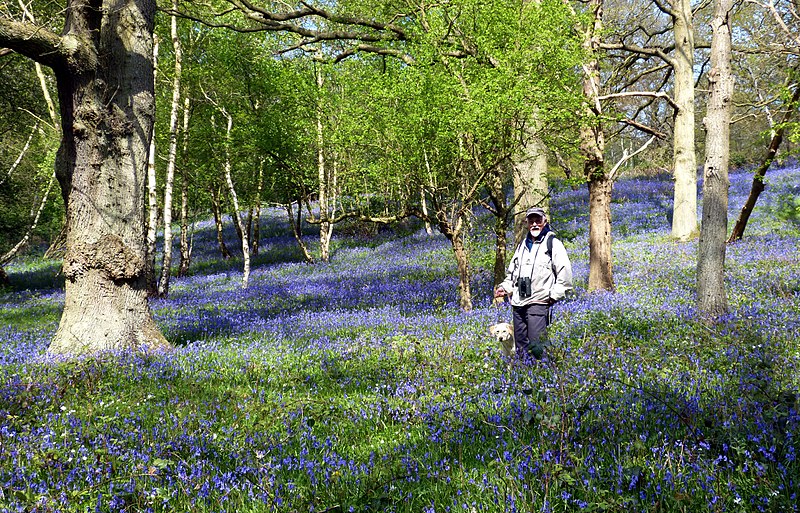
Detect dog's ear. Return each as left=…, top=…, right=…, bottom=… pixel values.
left=488, top=324, right=500, bottom=336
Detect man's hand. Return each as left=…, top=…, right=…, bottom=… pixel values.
left=494, top=287, right=507, bottom=298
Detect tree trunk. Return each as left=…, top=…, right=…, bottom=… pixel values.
left=670, top=0, right=699, bottom=241
left=211, top=187, right=232, bottom=259
left=422, top=149, right=438, bottom=236
left=157, top=7, right=184, bottom=298
left=178, top=97, right=192, bottom=276
left=697, top=0, right=733, bottom=320
left=493, top=214, right=508, bottom=287
left=512, top=122, right=549, bottom=244
left=251, top=161, right=264, bottom=256
left=144, top=36, right=160, bottom=297
left=587, top=172, right=615, bottom=291
left=581, top=0, right=614, bottom=292
left=485, top=164, right=511, bottom=286
left=0, top=266, right=8, bottom=287
left=285, top=202, right=315, bottom=263
left=451, top=232, right=473, bottom=312
left=220, top=109, right=250, bottom=288
left=47, top=0, right=169, bottom=355
left=316, top=62, right=334, bottom=262
left=728, top=83, right=800, bottom=242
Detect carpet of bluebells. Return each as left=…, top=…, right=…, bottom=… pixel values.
left=1, top=164, right=800, bottom=512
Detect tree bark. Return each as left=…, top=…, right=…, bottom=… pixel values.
left=581, top=0, right=615, bottom=292
left=485, top=163, right=512, bottom=286
left=670, top=0, right=699, bottom=241
left=178, top=98, right=192, bottom=276
left=316, top=61, right=335, bottom=262
left=220, top=108, right=250, bottom=288
left=587, top=172, right=615, bottom=291
left=450, top=231, right=473, bottom=312
left=211, top=187, right=232, bottom=259
left=145, top=36, right=160, bottom=298
left=12, top=0, right=172, bottom=354
left=285, top=201, right=315, bottom=263
left=728, top=83, right=800, bottom=242
left=697, top=0, right=734, bottom=320
left=251, top=161, right=264, bottom=257
left=158, top=7, right=184, bottom=298
left=512, top=121, right=549, bottom=245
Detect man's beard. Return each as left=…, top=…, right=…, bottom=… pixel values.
left=530, top=228, right=541, bottom=238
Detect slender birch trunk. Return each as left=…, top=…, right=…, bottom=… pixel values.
left=671, top=0, right=699, bottom=241
left=23, top=1, right=64, bottom=262
left=145, top=36, right=160, bottom=297
left=316, top=61, right=334, bottom=262
left=211, top=187, right=232, bottom=259
left=422, top=149, right=435, bottom=235
left=157, top=5, right=184, bottom=298
left=220, top=108, right=250, bottom=288
left=252, top=161, right=264, bottom=256
left=285, top=202, right=315, bottom=263
left=178, top=96, right=192, bottom=276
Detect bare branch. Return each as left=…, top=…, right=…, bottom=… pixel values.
left=651, top=0, right=677, bottom=17
left=601, top=40, right=675, bottom=66
left=598, top=90, right=680, bottom=110
left=0, top=122, right=38, bottom=187
left=609, top=135, right=656, bottom=181
left=619, top=118, right=668, bottom=139
left=332, top=44, right=416, bottom=65
left=0, top=172, right=55, bottom=266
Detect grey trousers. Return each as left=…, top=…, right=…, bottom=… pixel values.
left=512, top=302, right=551, bottom=359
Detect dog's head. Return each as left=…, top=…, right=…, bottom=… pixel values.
left=488, top=322, right=515, bottom=356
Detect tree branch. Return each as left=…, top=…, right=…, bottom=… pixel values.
left=620, top=118, right=669, bottom=139
left=608, top=135, right=656, bottom=181
left=0, top=18, right=63, bottom=68
left=598, top=90, right=679, bottom=111
left=601, top=40, right=675, bottom=67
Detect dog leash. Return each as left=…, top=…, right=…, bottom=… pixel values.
left=493, top=294, right=509, bottom=324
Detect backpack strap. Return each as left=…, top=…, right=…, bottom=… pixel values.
left=545, top=233, right=557, bottom=275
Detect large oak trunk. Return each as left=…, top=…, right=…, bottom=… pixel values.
left=48, top=0, right=169, bottom=355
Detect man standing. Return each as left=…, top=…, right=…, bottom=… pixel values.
left=494, top=207, right=573, bottom=359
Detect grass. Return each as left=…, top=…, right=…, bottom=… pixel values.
left=0, top=165, right=799, bottom=512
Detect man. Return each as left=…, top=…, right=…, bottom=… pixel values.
left=494, top=207, right=573, bottom=359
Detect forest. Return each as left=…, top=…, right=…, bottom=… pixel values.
left=0, top=0, right=799, bottom=511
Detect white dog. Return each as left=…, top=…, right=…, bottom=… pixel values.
left=488, top=322, right=515, bottom=356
